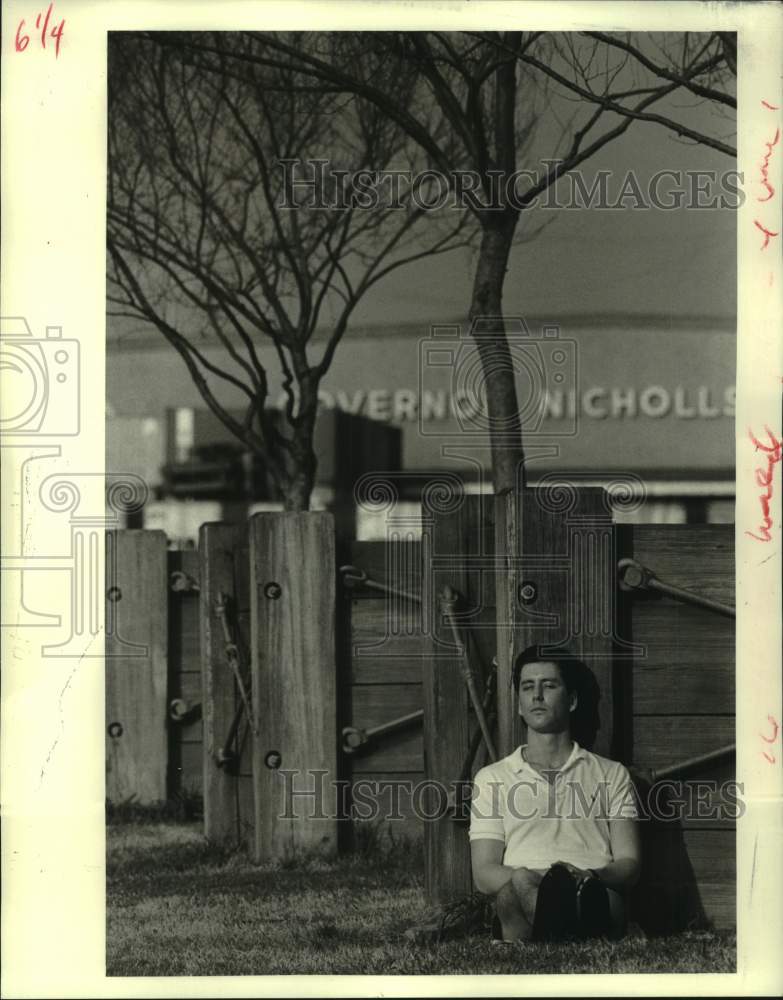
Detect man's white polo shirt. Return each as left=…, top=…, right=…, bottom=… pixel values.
left=469, top=741, right=638, bottom=872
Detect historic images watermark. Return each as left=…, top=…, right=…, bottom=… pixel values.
left=418, top=316, right=579, bottom=441
left=0, top=317, right=80, bottom=437
left=273, top=770, right=745, bottom=824
left=346, top=313, right=648, bottom=659
left=0, top=315, right=148, bottom=656
left=350, top=466, right=646, bottom=658
left=280, top=159, right=745, bottom=212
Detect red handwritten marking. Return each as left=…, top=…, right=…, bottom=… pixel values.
left=760, top=715, right=780, bottom=744
left=762, top=751, right=776, bottom=764
left=14, top=20, right=29, bottom=51
left=14, top=4, right=65, bottom=58
left=754, top=219, right=779, bottom=250
left=34, top=4, right=51, bottom=39
left=745, top=426, right=782, bottom=542
left=761, top=101, right=780, bottom=110
left=758, top=127, right=780, bottom=202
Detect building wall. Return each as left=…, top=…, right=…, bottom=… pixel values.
left=107, top=315, right=735, bottom=538
left=108, top=314, right=735, bottom=479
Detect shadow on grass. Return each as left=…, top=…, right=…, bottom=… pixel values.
left=108, top=817, right=423, bottom=903
left=107, top=820, right=736, bottom=977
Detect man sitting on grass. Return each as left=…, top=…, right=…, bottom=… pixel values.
left=469, top=647, right=640, bottom=942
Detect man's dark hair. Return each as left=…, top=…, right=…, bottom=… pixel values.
left=512, top=645, right=601, bottom=749
left=512, top=645, right=582, bottom=695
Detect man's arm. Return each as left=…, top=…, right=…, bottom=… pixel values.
left=554, top=818, right=641, bottom=891
left=470, top=838, right=515, bottom=895
left=593, top=817, right=641, bottom=890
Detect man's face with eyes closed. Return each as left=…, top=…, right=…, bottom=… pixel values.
left=517, top=660, right=576, bottom=734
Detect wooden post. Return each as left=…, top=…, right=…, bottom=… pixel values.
left=422, top=493, right=494, bottom=906
left=199, top=522, right=250, bottom=846
left=105, top=529, right=168, bottom=804
left=249, top=512, right=337, bottom=862
left=495, top=487, right=615, bottom=760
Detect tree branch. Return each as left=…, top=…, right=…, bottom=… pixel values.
left=584, top=31, right=735, bottom=108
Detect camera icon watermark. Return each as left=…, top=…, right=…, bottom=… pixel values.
left=0, top=316, right=80, bottom=436
left=417, top=316, right=579, bottom=441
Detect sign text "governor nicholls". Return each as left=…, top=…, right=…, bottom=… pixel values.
left=288, top=385, right=736, bottom=424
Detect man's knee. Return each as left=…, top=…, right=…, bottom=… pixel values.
left=510, top=867, right=538, bottom=889
left=494, top=868, right=541, bottom=919
left=509, top=866, right=541, bottom=903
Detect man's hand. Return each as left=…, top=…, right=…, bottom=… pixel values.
left=553, top=860, right=593, bottom=880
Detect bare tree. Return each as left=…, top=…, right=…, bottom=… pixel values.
left=513, top=32, right=735, bottom=156
left=181, top=30, right=736, bottom=492
left=107, top=33, right=471, bottom=510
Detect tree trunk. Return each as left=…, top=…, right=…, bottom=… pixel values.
left=468, top=213, right=525, bottom=492
left=278, top=414, right=317, bottom=512
left=281, top=472, right=313, bottom=512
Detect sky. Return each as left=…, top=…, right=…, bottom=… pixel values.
left=347, top=105, right=737, bottom=327
left=108, top=33, right=738, bottom=352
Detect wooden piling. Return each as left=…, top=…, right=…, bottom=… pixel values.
left=495, top=487, right=615, bottom=759
left=105, top=529, right=168, bottom=804
left=249, top=512, right=338, bottom=862
left=422, top=493, right=494, bottom=905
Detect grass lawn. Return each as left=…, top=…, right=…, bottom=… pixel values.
left=107, top=821, right=736, bottom=977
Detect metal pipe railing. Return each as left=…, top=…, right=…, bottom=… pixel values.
left=169, top=698, right=202, bottom=723
left=339, top=564, right=422, bottom=605
left=618, top=558, right=735, bottom=618
left=441, top=585, right=497, bottom=763
left=215, top=592, right=256, bottom=735
left=170, top=570, right=200, bottom=593
left=651, top=743, right=736, bottom=781
left=342, top=710, right=424, bottom=753
left=216, top=698, right=247, bottom=768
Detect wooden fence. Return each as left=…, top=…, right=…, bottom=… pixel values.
left=105, top=495, right=736, bottom=931
left=619, top=522, right=735, bottom=933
